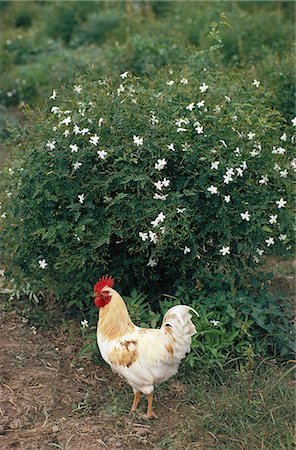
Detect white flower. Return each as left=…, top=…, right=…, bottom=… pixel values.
left=256, top=248, right=264, bottom=256
left=234, top=147, right=241, bottom=156
left=280, top=132, right=287, bottom=141
left=30, top=326, right=37, bottom=335
left=177, top=127, right=187, bottom=133
left=0, top=269, right=4, bottom=277
left=272, top=146, right=286, bottom=155
left=70, top=144, right=78, bottom=153
left=241, top=161, right=247, bottom=170
left=252, top=79, right=260, bottom=88
left=259, top=175, right=269, bottom=185
left=46, top=140, right=56, bottom=150
left=166, top=80, right=174, bottom=86
left=291, top=159, right=296, bottom=171
left=291, top=117, right=296, bottom=126
left=133, top=135, right=143, bottom=146
left=81, top=319, right=89, bottom=328
left=183, top=246, right=191, bottom=255
left=156, top=212, right=166, bottom=223
left=38, top=259, right=48, bottom=269
left=151, top=212, right=166, bottom=227
left=50, top=89, right=57, bottom=100
left=51, top=106, right=60, bottom=115
left=274, top=163, right=281, bottom=171
left=97, top=150, right=108, bottom=159
left=89, top=134, right=100, bottom=146
left=78, top=194, right=85, bottom=204
left=250, top=149, right=260, bottom=157
left=175, top=118, right=189, bottom=127
left=120, top=71, right=128, bottom=79
left=236, top=168, right=243, bottom=177
left=180, top=78, right=188, bottom=85
left=98, top=118, right=104, bottom=127
left=220, top=140, right=227, bottom=148
left=73, top=161, right=82, bottom=170
left=278, top=234, right=287, bottom=241
left=63, top=130, right=70, bottom=137
left=61, top=116, right=71, bottom=126
left=240, top=211, right=251, bottom=221
left=177, top=207, right=186, bottom=213
left=154, top=181, right=163, bottom=191
left=210, top=319, right=220, bottom=326
left=139, top=232, right=148, bottom=241
left=224, top=195, right=231, bottom=203
left=265, top=237, right=275, bottom=247
left=225, top=95, right=231, bottom=102
left=196, top=100, right=205, bottom=108
left=195, top=125, right=204, bottom=134
left=167, top=143, right=175, bottom=151
left=211, top=161, right=220, bottom=170
left=153, top=193, right=168, bottom=201
left=147, top=258, right=157, bottom=267
left=247, top=131, right=256, bottom=140
left=149, top=231, right=158, bottom=244
left=186, top=102, right=195, bottom=111
left=220, top=246, right=230, bottom=256
left=207, top=185, right=218, bottom=195
left=155, top=158, right=167, bottom=171
left=117, top=84, right=125, bottom=94
left=150, top=114, right=159, bottom=125
left=80, top=128, right=90, bottom=135
left=162, top=178, right=170, bottom=187
left=199, top=82, right=209, bottom=93
left=276, top=198, right=287, bottom=208
left=73, top=124, right=80, bottom=135
left=223, top=174, right=233, bottom=184
left=74, top=84, right=82, bottom=93
left=280, top=169, right=288, bottom=178
left=181, top=143, right=190, bottom=151
left=226, top=167, right=235, bottom=177
left=1, top=212, right=7, bottom=219
left=269, top=215, right=277, bottom=224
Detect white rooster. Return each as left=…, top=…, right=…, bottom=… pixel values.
left=94, top=275, right=197, bottom=418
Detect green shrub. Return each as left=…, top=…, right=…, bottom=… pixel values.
left=258, top=49, right=295, bottom=118
left=45, top=1, right=94, bottom=45
left=0, top=60, right=294, bottom=319
left=72, top=10, right=123, bottom=47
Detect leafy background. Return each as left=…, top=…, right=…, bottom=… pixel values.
left=0, top=0, right=295, bottom=368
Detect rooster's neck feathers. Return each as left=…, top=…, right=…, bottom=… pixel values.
left=98, top=288, right=135, bottom=340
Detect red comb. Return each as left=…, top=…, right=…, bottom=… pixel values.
left=94, top=275, right=114, bottom=293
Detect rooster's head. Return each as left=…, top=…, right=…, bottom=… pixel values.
left=94, top=275, right=114, bottom=308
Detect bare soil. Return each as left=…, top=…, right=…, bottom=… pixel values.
left=0, top=308, right=209, bottom=450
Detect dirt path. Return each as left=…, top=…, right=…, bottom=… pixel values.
left=0, top=308, right=207, bottom=450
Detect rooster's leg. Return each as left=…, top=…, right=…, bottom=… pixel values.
left=131, top=391, right=141, bottom=413
left=145, top=393, right=157, bottom=419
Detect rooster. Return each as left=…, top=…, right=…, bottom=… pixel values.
left=94, top=275, right=197, bottom=418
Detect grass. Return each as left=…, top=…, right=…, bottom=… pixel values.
left=89, top=359, right=295, bottom=449
left=155, top=362, right=296, bottom=449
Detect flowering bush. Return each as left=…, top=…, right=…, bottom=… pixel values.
left=0, top=63, right=294, bottom=318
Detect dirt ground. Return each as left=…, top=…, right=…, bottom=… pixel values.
left=0, top=307, right=209, bottom=450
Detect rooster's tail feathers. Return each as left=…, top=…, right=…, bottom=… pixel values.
left=161, top=305, right=197, bottom=359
